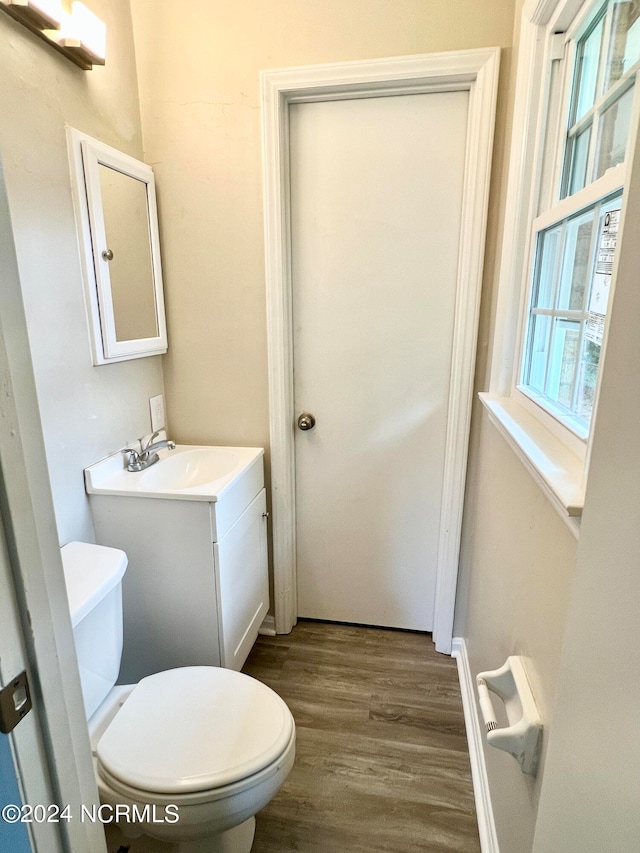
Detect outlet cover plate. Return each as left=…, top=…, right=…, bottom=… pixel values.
left=150, top=394, right=165, bottom=432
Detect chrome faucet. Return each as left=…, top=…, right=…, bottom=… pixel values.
left=123, top=430, right=176, bottom=472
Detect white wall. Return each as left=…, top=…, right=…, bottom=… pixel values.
left=0, top=0, right=163, bottom=545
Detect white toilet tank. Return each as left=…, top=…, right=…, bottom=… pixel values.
left=60, top=542, right=128, bottom=719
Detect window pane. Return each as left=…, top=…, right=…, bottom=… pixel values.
left=557, top=209, right=594, bottom=309
left=533, top=224, right=562, bottom=309
left=526, top=314, right=552, bottom=393
left=522, top=197, right=623, bottom=428
left=604, top=0, right=640, bottom=89
left=574, top=13, right=606, bottom=122
left=594, top=83, right=635, bottom=177
left=567, top=124, right=592, bottom=195
left=575, top=337, right=601, bottom=422
left=545, top=319, right=581, bottom=409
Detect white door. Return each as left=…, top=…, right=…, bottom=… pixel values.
left=0, top=517, right=34, bottom=853
left=0, top=519, right=62, bottom=853
left=291, top=91, right=468, bottom=630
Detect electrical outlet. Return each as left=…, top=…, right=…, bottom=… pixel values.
left=149, top=394, right=165, bottom=433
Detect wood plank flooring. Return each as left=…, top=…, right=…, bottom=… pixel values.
left=105, top=621, right=479, bottom=852
left=244, top=621, right=480, bottom=853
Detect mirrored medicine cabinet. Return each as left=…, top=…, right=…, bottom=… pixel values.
left=68, top=128, right=168, bottom=364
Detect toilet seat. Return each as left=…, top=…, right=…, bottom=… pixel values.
left=96, top=667, right=294, bottom=795
left=96, top=727, right=296, bottom=809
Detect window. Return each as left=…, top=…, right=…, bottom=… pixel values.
left=521, top=192, right=622, bottom=435
left=519, top=0, right=639, bottom=438
left=483, top=0, right=640, bottom=526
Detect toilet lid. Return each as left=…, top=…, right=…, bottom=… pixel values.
left=96, top=667, right=294, bottom=794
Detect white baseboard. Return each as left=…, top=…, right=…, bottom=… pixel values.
left=258, top=613, right=276, bottom=636
left=452, top=637, right=499, bottom=853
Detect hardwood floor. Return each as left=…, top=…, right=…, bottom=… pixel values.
left=105, top=621, right=479, bottom=852
left=243, top=621, right=480, bottom=853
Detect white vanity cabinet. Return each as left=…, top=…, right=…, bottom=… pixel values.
left=86, top=447, right=268, bottom=683
left=215, top=488, right=269, bottom=670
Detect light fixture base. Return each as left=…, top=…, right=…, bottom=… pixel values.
left=0, top=0, right=105, bottom=69
left=3, top=0, right=61, bottom=30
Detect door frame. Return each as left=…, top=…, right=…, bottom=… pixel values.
left=261, top=49, right=500, bottom=653
left=0, top=155, right=106, bottom=849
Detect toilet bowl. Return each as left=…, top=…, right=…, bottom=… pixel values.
left=61, top=541, right=295, bottom=852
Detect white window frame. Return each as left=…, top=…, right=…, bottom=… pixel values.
left=483, top=0, right=640, bottom=534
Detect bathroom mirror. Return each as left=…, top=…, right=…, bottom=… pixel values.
left=68, top=128, right=168, bottom=364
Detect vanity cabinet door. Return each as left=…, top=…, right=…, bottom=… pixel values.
left=215, top=489, right=268, bottom=671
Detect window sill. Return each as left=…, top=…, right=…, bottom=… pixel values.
left=479, top=393, right=583, bottom=537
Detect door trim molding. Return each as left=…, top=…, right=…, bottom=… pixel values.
left=0, top=156, right=106, bottom=849
left=261, top=49, right=500, bottom=650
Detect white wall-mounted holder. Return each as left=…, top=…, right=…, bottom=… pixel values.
left=476, top=656, right=543, bottom=776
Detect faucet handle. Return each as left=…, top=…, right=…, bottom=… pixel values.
left=121, top=446, right=141, bottom=470
left=143, top=430, right=163, bottom=452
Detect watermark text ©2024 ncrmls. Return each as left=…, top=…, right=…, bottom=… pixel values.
left=1, top=803, right=180, bottom=825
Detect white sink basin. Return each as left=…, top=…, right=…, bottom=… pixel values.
left=139, top=447, right=240, bottom=490
left=84, top=444, right=264, bottom=502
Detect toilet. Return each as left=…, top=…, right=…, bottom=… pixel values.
left=60, top=541, right=295, bottom=853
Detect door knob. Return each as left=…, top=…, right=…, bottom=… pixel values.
left=297, top=412, right=316, bottom=431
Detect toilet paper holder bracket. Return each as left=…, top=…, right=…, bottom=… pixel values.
left=476, top=655, right=542, bottom=776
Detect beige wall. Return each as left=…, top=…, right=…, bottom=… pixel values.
left=130, top=3, right=579, bottom=850
left=0, top=1, right=613, bottom=849
left=532, top=102, right=640, bottom=853
left=456, top=408, right=578, bottom=850
left=130, top=0, right=516, bottom=451
left=131, top=0, right=517, bottom=643
left=454, top=3, right=580, bottom=850
left=0, top=1, right=163, bottom=545
left=1, top=4, right=626, bottom=848
left=128, top=4, right=564, bottom=846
